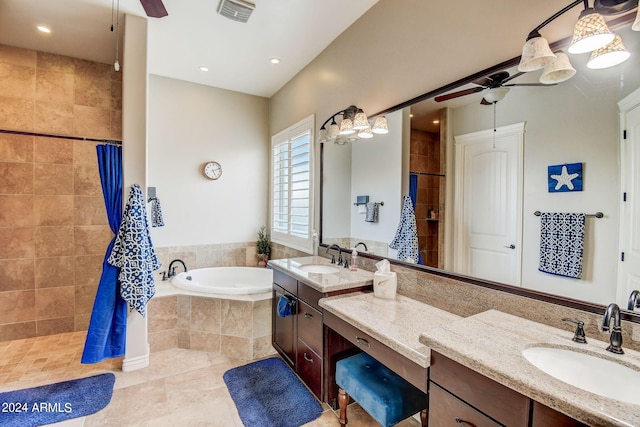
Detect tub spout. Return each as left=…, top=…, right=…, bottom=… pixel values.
left=167, top=259, right=188, bottom=278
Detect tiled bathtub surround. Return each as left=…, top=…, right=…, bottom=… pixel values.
left=148, top=295, right=275, bottom=360
left=0, top=44, right=121, bottom=342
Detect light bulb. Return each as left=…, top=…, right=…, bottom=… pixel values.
left=114, top=60, right=120, bottom=72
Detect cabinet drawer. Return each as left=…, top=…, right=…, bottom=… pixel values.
left=531, top=401, right=587, bottom=427
left=429, top=383, right=502, bottom=427
left=273, top=269, right=297, bottom=295
left=296, top=339, right=322, bottom=399
left=324, top=311, right=427, bottom=392
left=430, top=351, right=529, bottom=427
left=298, top=282, right=323, bottom=311
left=298, top=300, right=323, bottom=355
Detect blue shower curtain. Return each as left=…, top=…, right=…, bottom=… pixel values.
left=81, top=144, right=127, bottom=364
left=409, top=174, right=423, bottom=265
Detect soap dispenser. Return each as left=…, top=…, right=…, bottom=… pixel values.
left=350, top=250, right=358, bottom=271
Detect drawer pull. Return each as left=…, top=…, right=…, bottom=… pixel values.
left=304, top=312, right=313, bottom=319
left=455, top=417, right=472, bottom=426
left=356, top=336, right=371, bottom=348
left=303, top=352, right=314, bottom=363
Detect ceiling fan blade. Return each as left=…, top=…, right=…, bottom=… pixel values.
left=434, top=86, right=485, bottom=102
left=502, top=71, right=525, bottom=84
left=503, top=83, right=557, bottom=87
left=473, top=71, right=511, bottom=87
left=140, top=0, right=168, bottom=17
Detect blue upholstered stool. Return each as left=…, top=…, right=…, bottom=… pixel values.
left=335, top=352, right=427, bottom=427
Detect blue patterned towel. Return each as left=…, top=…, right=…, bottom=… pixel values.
left=390, top=196, right=419, bottom=263
left=108, top=184, right=160, bottom=316
left=150, top=197, right=164, bottom=227
left=538, top=212, right=585, bottom=279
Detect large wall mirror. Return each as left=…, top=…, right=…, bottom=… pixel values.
left=321, top=20, right=640, bottom=319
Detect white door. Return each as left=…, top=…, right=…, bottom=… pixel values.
left=618, top=88, right=640, bottom=308
left=454, top=123, right=524, bottom=286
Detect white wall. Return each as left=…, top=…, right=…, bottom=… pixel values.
left=147, top=75, right=269, bottom=247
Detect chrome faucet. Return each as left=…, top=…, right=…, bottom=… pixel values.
left=628, top=290, right=640, bottom=311
left=326, top=244, right=342, bottom=265
left=354, top=242, right=368, bottom=252
left=601, top=303, right=624, bottom=354
left=166, top=259, right=188, bottom=279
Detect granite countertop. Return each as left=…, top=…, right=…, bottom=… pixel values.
left=319, top=292, right=462, bottom=367
left=419, top=309, right=640, bottom=427
left=268, top=256, right=374, bottom=292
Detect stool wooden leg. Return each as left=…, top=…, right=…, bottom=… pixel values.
left=420, top=409, right=427, bottom=427
left=338, top=387, right=349, bottom=426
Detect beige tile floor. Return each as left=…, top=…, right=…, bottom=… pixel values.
left=0, top=331, right=421, bottom=427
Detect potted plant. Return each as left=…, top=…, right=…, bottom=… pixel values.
left=256, top=226, right=271, bottom=267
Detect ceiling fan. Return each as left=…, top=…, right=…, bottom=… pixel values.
left=140, top=0, right=168, bottom=18
left=434, top=71, right=553, bottom=105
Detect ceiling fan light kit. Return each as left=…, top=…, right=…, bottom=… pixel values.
left=482, top=87, right=510, bottom=104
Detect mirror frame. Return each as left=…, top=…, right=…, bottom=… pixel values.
left=319, top=14, right=640, bottom=324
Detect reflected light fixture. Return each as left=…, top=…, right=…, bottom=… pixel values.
left=483, top=87, right=510, bottom=104
left=540, top=51, right=577, bottom=83
left=37, top=25, right=51, bottom=33
left=318, top=105, right=389, bottom=144
left=587, top=34, right=631, bottom=68
left=568, top=6, right=614, bottom=53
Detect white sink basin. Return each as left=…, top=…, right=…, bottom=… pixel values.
left=298, top=264, right=341, bottom=274
left=522, top=346, right=640, bottom=405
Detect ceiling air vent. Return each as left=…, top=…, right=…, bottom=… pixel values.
left=217, top=0, right=255, bottom=23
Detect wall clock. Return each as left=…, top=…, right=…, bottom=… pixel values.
left=202, top=161, right=222, bottom=180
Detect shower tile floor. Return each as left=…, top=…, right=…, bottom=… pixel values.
left=0, top=331, right=421, bottom=426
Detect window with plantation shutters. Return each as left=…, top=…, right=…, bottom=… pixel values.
left=270, top=115, right=314, bottom=253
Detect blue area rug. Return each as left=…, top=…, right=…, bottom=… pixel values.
left=223, top=357, right=323, bottom=427
left=0, top=373, right=115, bottom=427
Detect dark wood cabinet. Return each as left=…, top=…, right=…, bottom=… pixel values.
left=429, top=351, right=587, bottom=427
left=272, top=284, right=296, bottom=367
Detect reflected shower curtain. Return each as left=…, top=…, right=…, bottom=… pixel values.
left=409, top=173, right=423, bottom=265
left=81, top=144, right=127, bottom=364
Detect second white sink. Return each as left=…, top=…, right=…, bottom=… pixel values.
left=522, top=346, right=640, bottom=405
left=298, top=264, right=341, bottom=274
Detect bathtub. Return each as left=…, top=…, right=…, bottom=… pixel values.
left=171, top=267, right=273, bottom=295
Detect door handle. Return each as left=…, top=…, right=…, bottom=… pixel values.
left=303, top=352, right=314, bottom=363
left=504, top=244, right=515, bottom=249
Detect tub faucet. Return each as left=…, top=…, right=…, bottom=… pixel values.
left=628, top=290, right=640, bottom=311
left=326, top=244, right=342, bottom=265
left=354, top=242, right=368, bottom=252
left=601, top=303, right=624, bottom=354
left=167, top=259, right=188, bottom=279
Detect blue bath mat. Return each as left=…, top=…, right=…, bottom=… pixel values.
left=223, top=357, right=323, bottom=427
left=0, top=373, right=115, bottom=427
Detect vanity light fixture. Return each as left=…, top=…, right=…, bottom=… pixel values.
left=587, top=34, right=631, bottom=68
left=318, top=105, right=389, bottom=144
left=517, top=0, right=636, bottom=81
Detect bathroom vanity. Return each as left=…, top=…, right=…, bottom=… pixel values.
left=269, top=256, right=374, bottom=404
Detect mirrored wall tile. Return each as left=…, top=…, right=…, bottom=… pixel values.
left=34, top=101, right=73, bottom=135
left=0, top=259, right=34, bottom=292
left=0, top=97, right=34, bottom=131
left=33, top=163, right=73, bottom=195
left=73, top=225, right=112, bottom=256
left=35, top=286, right=74, bottom=319
left=34, top=137, right=73, bottom=164
left=35, top=256, right=74, bottom=289
left=73, top=105, right=111, bottom=139
left=0, top=290, right=35, bottom=323
left=0, top=195, right=34, bottom=227
left=111, top=109, right=122, bottom=140
left=74, top=195, right=108, bottom=225
left=0, top=227, right=35, bottom=259
left=111, top=79, right=122, bottom=111
left=0, top=63, right=36, bottom=99
left=0, top=162, right=33, bottom=194
left=0, top=133, right=33, bottom=162
left=33, top=195, right=73, bottom=226
left=36, top=316, right=74, bottom=336
left=35, top=68, right=74, bottom=104
left=34, top=226, right=73, bottom=258
left=75, top=72, right=111, bottom=109
left=74, top=58, right=112, bottom=82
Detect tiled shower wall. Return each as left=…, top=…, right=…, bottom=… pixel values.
left=0, top=44, right=121, bottom=341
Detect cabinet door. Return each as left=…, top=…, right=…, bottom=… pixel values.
left=273, top=285, right=296, bottom=367
left=531, top=401, right=588, bottom=427
left=429, top=383, right=502, bottom=427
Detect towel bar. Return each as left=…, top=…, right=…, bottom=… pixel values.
left=534, top=211, right=603, bottom=218
left=354, top=201, right=384, bottom=206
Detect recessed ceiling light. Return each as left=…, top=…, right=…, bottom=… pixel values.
left=37, top=25, right=51, bottom=33
left=199, top=66, right=209, bottom=72
left=270, top=58, right=280, bottom=64
left=433, top=120, right=440, bottom=124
